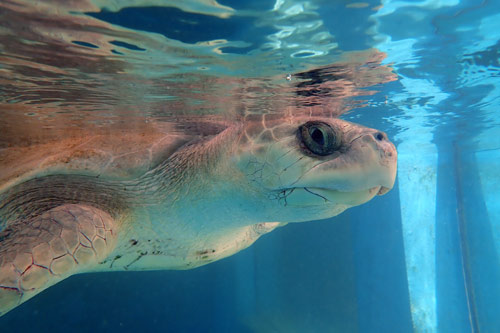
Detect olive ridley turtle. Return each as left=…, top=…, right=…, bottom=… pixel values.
left=0, top=116, right=397, bottom=315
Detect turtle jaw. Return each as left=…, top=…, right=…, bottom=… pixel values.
left=289, top=135, right=398, bottom=198
left=377, top=186, right=392, bottom=196
left=274, top=185, right=382, bottom=209
left=264, top=185, right=383, bottom=222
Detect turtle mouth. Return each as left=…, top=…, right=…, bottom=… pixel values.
left=302, top=186, right=380, bottom=200
left=377, top=186, right=391, bottom=196
left=278, top=186, right=383, bottom=207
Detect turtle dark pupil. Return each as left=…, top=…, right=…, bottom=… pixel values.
left=310, top=128, right=324, bottom=146
left=298, top=121, right=341, bottom=156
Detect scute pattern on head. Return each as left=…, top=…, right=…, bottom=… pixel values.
left=231, top=116, right=397, bottom=222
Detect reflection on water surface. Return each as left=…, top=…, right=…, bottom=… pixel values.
left=0, top=0, right=395, bottom=151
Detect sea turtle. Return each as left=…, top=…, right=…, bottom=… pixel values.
left=0, top=116, right=397, bottom=316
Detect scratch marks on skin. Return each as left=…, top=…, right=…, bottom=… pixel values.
left=304, top=187, right=330, bottom=202
left=287, top=160, right=324, bottom=188
left=245, top=158, right=267, bottom=180
left=269, top=188, right=295, bottom=206
left=281, top=156, right=304, bottom=172
left=123, top=239, right=146, bottom=270
left=349, top=134, right=364, bottom=146
left=195, top=249, right=216, bottom=260
left=245, top=157, right=280, bottom=186
left=246, top=147, right=304, bottom=190
left=123, top=251, right=148, bottom=270
left=271, top=187, right=330, bottom=206
left=275, top=156, right=304, bottom=189
left=109, top=255, right=121, bottom=268
left=112, top=238, right=169, bottom=270
left=276, top=148, right=295, bottom=163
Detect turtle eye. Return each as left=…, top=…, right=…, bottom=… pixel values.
left=298, top=121, right=341, bottom=156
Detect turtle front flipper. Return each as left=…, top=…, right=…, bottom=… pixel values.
left=0, top=204, right=117, bottom=316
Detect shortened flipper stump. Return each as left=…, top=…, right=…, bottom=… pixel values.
left=0, top=204, right=117, bottom=316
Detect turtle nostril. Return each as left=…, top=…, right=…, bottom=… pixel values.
left=375, top=132, right=385, bottom=141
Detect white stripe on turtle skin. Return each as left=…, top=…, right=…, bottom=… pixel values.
left=0, top=116, right=397, bottom=316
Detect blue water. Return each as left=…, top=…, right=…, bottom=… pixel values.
left=1, top=0, right=500, bottom=331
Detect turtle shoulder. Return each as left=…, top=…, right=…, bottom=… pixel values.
left=0, top=131, right=189, bottom=193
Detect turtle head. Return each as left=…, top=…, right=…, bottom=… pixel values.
left=232, top=117, right=397, bottom=222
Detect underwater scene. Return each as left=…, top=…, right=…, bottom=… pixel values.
left=0, top=0, right=499, bottom=332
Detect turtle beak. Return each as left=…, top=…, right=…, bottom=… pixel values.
left=376, top=186, right=391, bottom=196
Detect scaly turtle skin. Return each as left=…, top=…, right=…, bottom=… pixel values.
left=0, top=116, right=397, bottom=316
